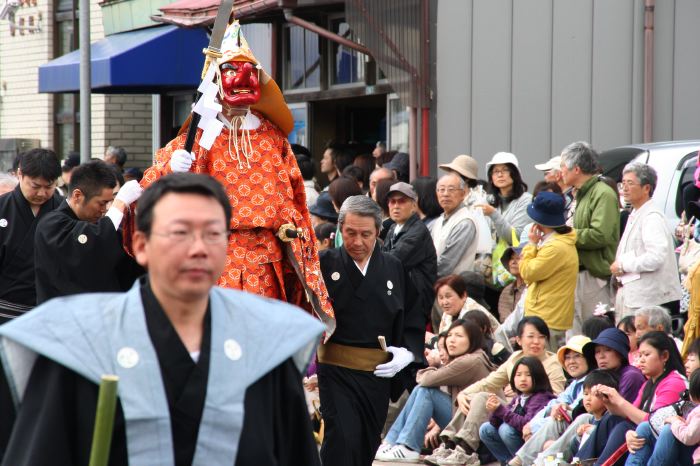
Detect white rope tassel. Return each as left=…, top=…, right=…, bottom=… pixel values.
left=227, top=114, right=252, bottom=169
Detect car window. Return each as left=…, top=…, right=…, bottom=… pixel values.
left=599, top=147, right=647, bottom=181
left=676, top=151, right=699, bottom=217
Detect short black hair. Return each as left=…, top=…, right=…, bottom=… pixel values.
left=68, top=160, right=117, bottom=201
left=462, top=309, right=493, bottom=338
left=107, top=163, right=125, bottom=187
left=517, top=316, right=550, bottom=340
left=582, top=316, right=614, bottom=340
left=327, top=144, right=355, bottom=172
left=342, top=165, right=364, bottom=185
left=18, top=148, right=61, bottom=181
left=411, top=176, right=443, bottom=219
left=136, top=173, right=232, bottom=235
left=510, top=356, right=552, bottom=394
left=617, top=316, right=636, bottom=335
left=583, top=369, right=619, bottom=391
left=294, top=154, right=314, bottom=180
left=690, top=369, right=700, bottom=401
left=689, top=338, right=700, bottom=357
left=291, top=143, right=312, bottom=158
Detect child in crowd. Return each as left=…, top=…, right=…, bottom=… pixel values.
left=313, top=222, right=336, bottom=251
left=582, top=315, right=614, bottom=341
left=479, top=357, right=555, bottom=464
left=618, top=316, right=640, bottom=367
left=624, top=368, right=700, bottom=465
left=686, top=338, right=700, bottom=378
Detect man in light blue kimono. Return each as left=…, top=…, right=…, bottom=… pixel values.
left=0, top=173, right=325, bottom=466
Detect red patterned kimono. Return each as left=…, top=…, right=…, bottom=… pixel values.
left=141, top=111, right=334, bottom=325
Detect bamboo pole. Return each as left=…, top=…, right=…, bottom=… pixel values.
left=88, top=374, right=119, bottom=466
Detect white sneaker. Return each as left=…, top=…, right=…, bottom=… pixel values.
left=375, top=442, right=394, bottom=459
left=437, top=446, right=480, bottom=466
left=424, top=444, right=453, bottom=465
left=376, top=444, right=421, bottom=463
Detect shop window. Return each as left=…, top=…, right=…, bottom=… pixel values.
left=283, top=25, right=320, bottom=90
left=53, top=4, right=78, bottom=160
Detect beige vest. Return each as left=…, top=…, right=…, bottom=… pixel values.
left=432, top=206, right=479, bottom=276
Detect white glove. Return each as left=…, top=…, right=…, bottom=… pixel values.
left=170, top=149, right=195, bottom=173
left=374, top=346, right=414, bottom=378
left=115, top=180, right=143, bottom=204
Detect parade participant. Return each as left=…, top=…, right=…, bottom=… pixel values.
left=34, top=160, right=144, bottom=304
left=0, top=173, right=325, bottom=466
left=317, top=195, right=424, bottom=466
left=0, top=149, right=62, bottom=321
left=139, top=20, right=333, bottom=328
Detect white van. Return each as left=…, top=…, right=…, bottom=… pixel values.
left=599, top=140, right=700, bottom=232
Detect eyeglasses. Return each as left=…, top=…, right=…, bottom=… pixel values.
left=492, top=168, right=511, bottom=176
left=436, top=187, right=463, bottom=194
left=151, top=229, right=230, bottom=245
left=564, top=353, right=584, bottom=361
left=617, top=181, right=641, bottom=190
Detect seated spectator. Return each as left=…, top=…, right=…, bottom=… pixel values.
left=591, top=331, right=687, bottom=465
left=498, top=246, right=525, bottom=323
left=582, top=328, right=646, bottom=402
left=635, top=305, right=682, bottom=350
left=314, top=223, right=336, bottom=251
left=582, top=315, right=615, bottom=340
left=618, top=316, right=640, bottom=367
left=425, top=317, right=566, bottom=466
left=480, top=357, right=555, bottom=464
left=534, top=369, right=625, bottom=465
left=375, top=320, right=496, bottom=462
left=434, top=274, right=500, bottom=335
left=510, top=335, right=593, bottom=466
left=626, top=369, right=700, bottom=466
left=520, top=191, right=578, bottom=350
left=462, top=309, right=511, bottom=366
left=685, top=339, right=700, bottom=378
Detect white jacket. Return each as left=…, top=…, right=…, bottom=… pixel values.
left=616, top=200, right=682, bottom=308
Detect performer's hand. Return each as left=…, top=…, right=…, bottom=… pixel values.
left=374, top=346, right=413, bottom=378
left=115, top=180, right=143, bottom=205
left=170, top=149, right=195, bottom=173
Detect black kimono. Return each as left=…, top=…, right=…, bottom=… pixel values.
left=318, top=244, right=424, bottom=466
left=2, top=280, right=321, bottom=466
left=0, top=185, right=63, bottom=318
left=33, top=201, right=143, bottom=304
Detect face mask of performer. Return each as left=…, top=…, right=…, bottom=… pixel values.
left=220, top=61, right=261, bottom=108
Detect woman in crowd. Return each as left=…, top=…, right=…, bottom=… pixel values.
left=411, top=176, right=443, bottom=231
left=480, top=357, right=556, bottom=464
left=375, top=320, right=496, bottom=462
left=424, top=317, right=566, bottom=466
left=591, top=331, right=687, bottom=465
left=434, top=275, right=500, bottom=335
left=618, top=316, right=640, bottom=367
left=462, top=309, right=510, bottom=366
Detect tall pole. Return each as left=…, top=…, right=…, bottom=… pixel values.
left=79, top=0, right=91, bottom=162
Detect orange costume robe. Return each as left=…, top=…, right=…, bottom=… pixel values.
left=141, top=111, right=334, bottom=325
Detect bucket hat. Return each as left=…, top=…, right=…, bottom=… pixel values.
left=439, top=155, right=479, bottom=180
left=557, top=335, right=592, bottom=366
left=309, top=192, right=338, bottom=222
left=583, top=328, right=630, bottom=364
left=486, top=152, right=519, bottom=171
left=527, top=192, right=566, bottom=228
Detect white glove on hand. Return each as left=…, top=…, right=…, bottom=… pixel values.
left=115, top=180, right=143, bottom=204
left=374, top=346, right=414, bottom=378
left=170, top=149, right=195, bottom=173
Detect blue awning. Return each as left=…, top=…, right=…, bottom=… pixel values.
left=38, top=25, right=209, bottom=94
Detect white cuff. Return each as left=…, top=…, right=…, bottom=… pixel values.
left=105, top=207, right=124, bottom=230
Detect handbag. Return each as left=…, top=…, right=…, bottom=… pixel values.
left=648, top=390, right=696, bottom=437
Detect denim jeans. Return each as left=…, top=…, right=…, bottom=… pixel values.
left=479, top=421, right=524, bottom=463
left=384, top=386, right=453, bottom=451
left=625, top=422, right=694, bottom=466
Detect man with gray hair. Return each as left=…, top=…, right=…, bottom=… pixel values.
left=634, top=305, right=682, bottom=350
left=611, top=162, right=681, bottom=319
left=104, top=146, right=127, bottom=172
left=317, top=195, right=424, bottom=466
left=560, top=141, right=619, bottom=335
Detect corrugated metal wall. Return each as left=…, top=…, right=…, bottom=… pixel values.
left=346, top=0, right=430, bottom=108
left=436, top=0, right=700, bottom=184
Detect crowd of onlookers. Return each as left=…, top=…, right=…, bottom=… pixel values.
left=298, top=140, right=700, bottom=465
